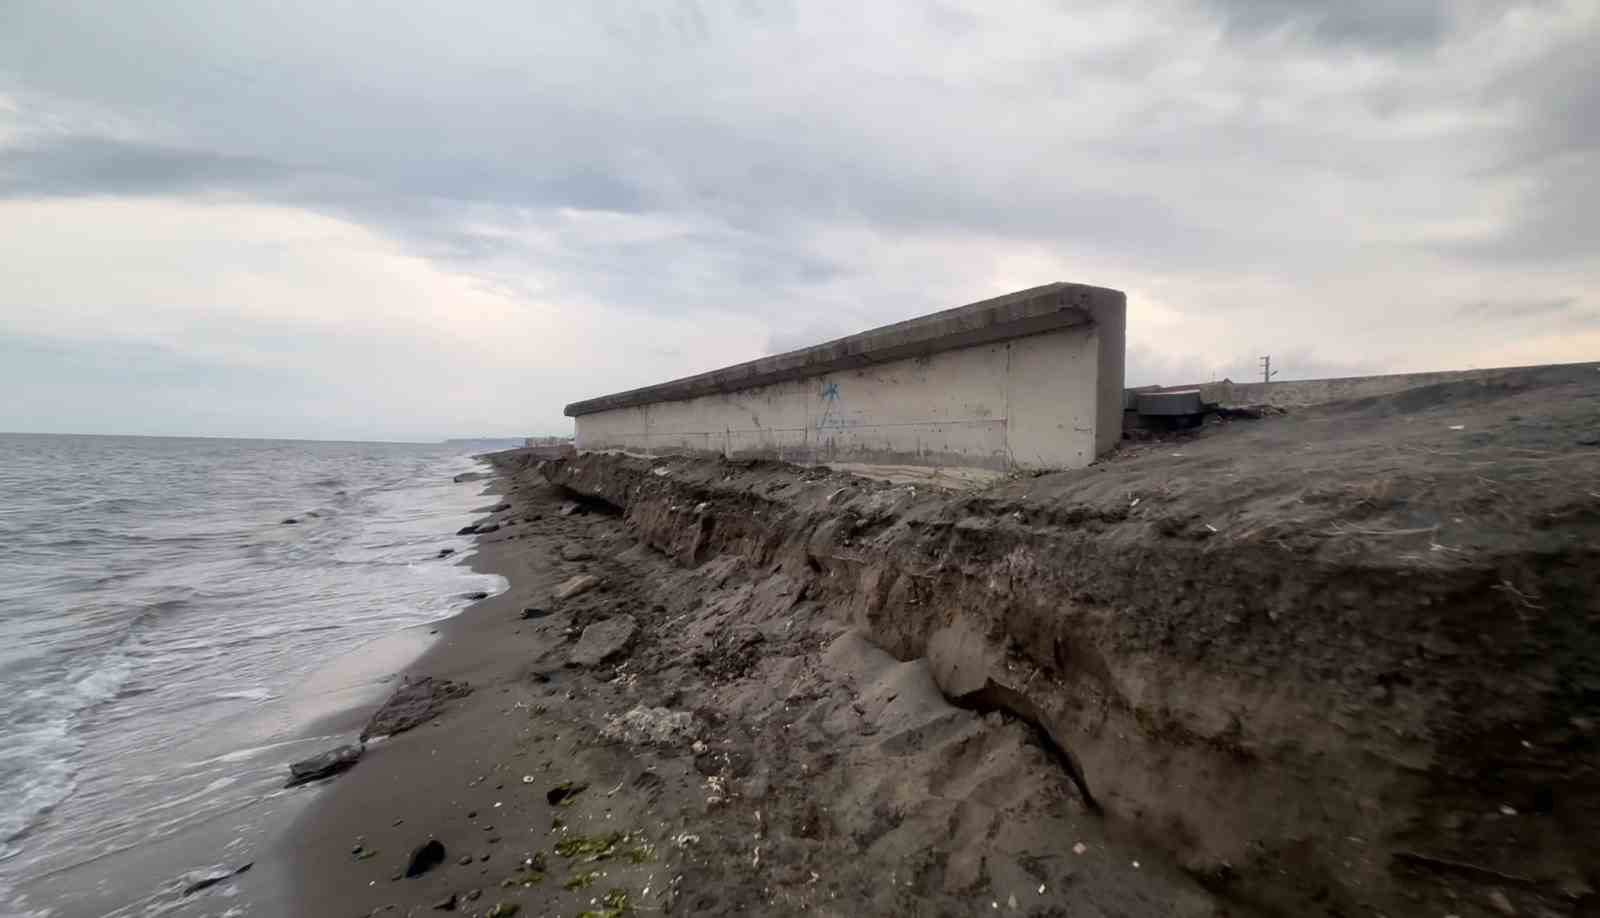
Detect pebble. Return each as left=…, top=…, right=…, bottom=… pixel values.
left=458, top=855, right=473, bottom=866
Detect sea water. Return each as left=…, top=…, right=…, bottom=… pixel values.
left=0, top=434, right=507, bottom=916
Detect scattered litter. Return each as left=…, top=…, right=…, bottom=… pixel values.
left=1205, top=523, right=1218, bottom=533
left=1132, top=860, right=1141, bottom=869
left=1449, top=424, right=1466, bottom=431
left=522, top=775, right=535, bottom=784
left=1072, top=842, right=1088, bottom=855
left=1498, top=804, right=1517, bottom=816
left=1038, top=884, right=1046, bottom=895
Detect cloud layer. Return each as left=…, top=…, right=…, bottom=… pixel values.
left=2, top=0, right=1595, bottom=438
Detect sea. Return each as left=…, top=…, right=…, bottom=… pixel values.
left=0, top=434, right=509, bottom=917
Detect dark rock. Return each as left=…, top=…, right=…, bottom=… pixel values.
left=475, top=522, right=501, bottom=534
left=546, top=781, right=589, bottom=806
left=456, top=524, right=479, bottom=536
left=464, top=889, right=482, bottom=902
left=520, top=607, right=549, bottom=620
left=432, top=892, right=458, bottom=911
left=560, top=544, right=593, bottom=562
left=180, top=862, right=253, bottom=897
left=361, top=677, right=473, bottom=741
left=458, top=855, right=473, bottom=866
left=281, top=518, right=299, bottom=525
left=569, top=615, right=638, bottom=667
left=464, top=591, right=490, bottom=601
left=488, top=502, right=511, bottom=513
left=453, top=471, right=485, bottom=483
left=405, top=839, right=446, bottom=878
left=284, top=744, right=363, bottom=787
left=437, top=548, right=455, bottom=558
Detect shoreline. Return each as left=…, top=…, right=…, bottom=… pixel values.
left=268, top=454, right=1215, bottom=918
left=268, top=362, right=1600, bottom=918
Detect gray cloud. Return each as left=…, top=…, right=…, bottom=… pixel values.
left=1, top=0, right=1597, bottom=438
left=1201, top=0, right=1459, bottom=49
left=0, top=136, right=290, bottom=198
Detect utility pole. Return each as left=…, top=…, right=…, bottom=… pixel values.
left=1260, top=355, right=1278, bottom=384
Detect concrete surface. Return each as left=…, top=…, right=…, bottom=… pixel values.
left=565, top=283, right=1126, bottom=479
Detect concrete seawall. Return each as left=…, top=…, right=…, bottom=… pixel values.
left=564, top=283, right=1126, bottom=479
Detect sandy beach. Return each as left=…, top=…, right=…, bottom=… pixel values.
left=274, top=468, right=1213, bottom=917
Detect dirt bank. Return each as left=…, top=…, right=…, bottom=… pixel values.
left=537, top=362, right=1600, bottom=917
left=284, top=469, right=1221, bottom=916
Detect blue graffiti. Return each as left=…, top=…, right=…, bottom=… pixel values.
left=816, top=381, right=842, bottom=430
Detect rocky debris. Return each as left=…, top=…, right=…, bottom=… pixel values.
left=361, top=677, right=473, bottom=741
left=463, top=591, right=490, bottom=601
left=487, top=502, right=511, bottom=513
left=285, top=743, right=363, bottom=788
left=432, top=891, right=458, bottom=911
left=553, top=574, right=601, bottom=602
left=484, top=903, right=518, bottom=917
left=405, top=839, right=446, bottom=878
left=568, top=615, right=637, bottom=666
left=558, top=501, right=582, bottom=517
left=452, top=471, right=485, bottom=483
left=281, top=518, right=299, bottom=525
left=692, top=626, right=766, bottom=682
left=520, top=606, right=549, bottom=620
left=437, top=548, right=455, bottom=558
left=475, top=521, right=501, bottom=534
left=456, top=524, right=479, bottom=535
left=600, top=706, right=700, bottom=746
left=560, top=543, right=594, bottom=562
left=180, top=862, right=252, bottom=897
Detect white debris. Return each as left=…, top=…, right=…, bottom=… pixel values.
left=600, top=706, right=701, bottom=746
left=1072, top=842, right=1088, bottom=855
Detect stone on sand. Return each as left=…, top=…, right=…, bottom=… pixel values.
left=569, top=614, right=637, bottom=666
left=361, top=676, right=473, bottom=742
left=404, top=839, right=446, bottom=878
left=553, top=574, right=601, bottom=601
left=284, top=743, right=363, bottom=788
left=560, top=543, right=593, bottom=562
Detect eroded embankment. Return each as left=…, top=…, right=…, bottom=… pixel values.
left=525, top=428, right=1600, bottom=917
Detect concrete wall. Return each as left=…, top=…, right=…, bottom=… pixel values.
left=566, top=283, right=1126, bottom=480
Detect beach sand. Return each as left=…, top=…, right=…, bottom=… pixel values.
left=267, top=468, right=1215, bottom=917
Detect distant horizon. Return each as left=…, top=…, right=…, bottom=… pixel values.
left=0, top=430, right=540, bottom=446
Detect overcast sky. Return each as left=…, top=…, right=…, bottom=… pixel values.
left=2, top=0, right=1596, bottom=440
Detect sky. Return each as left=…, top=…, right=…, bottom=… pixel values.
left=1, top=0, right=1596, bottom=441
